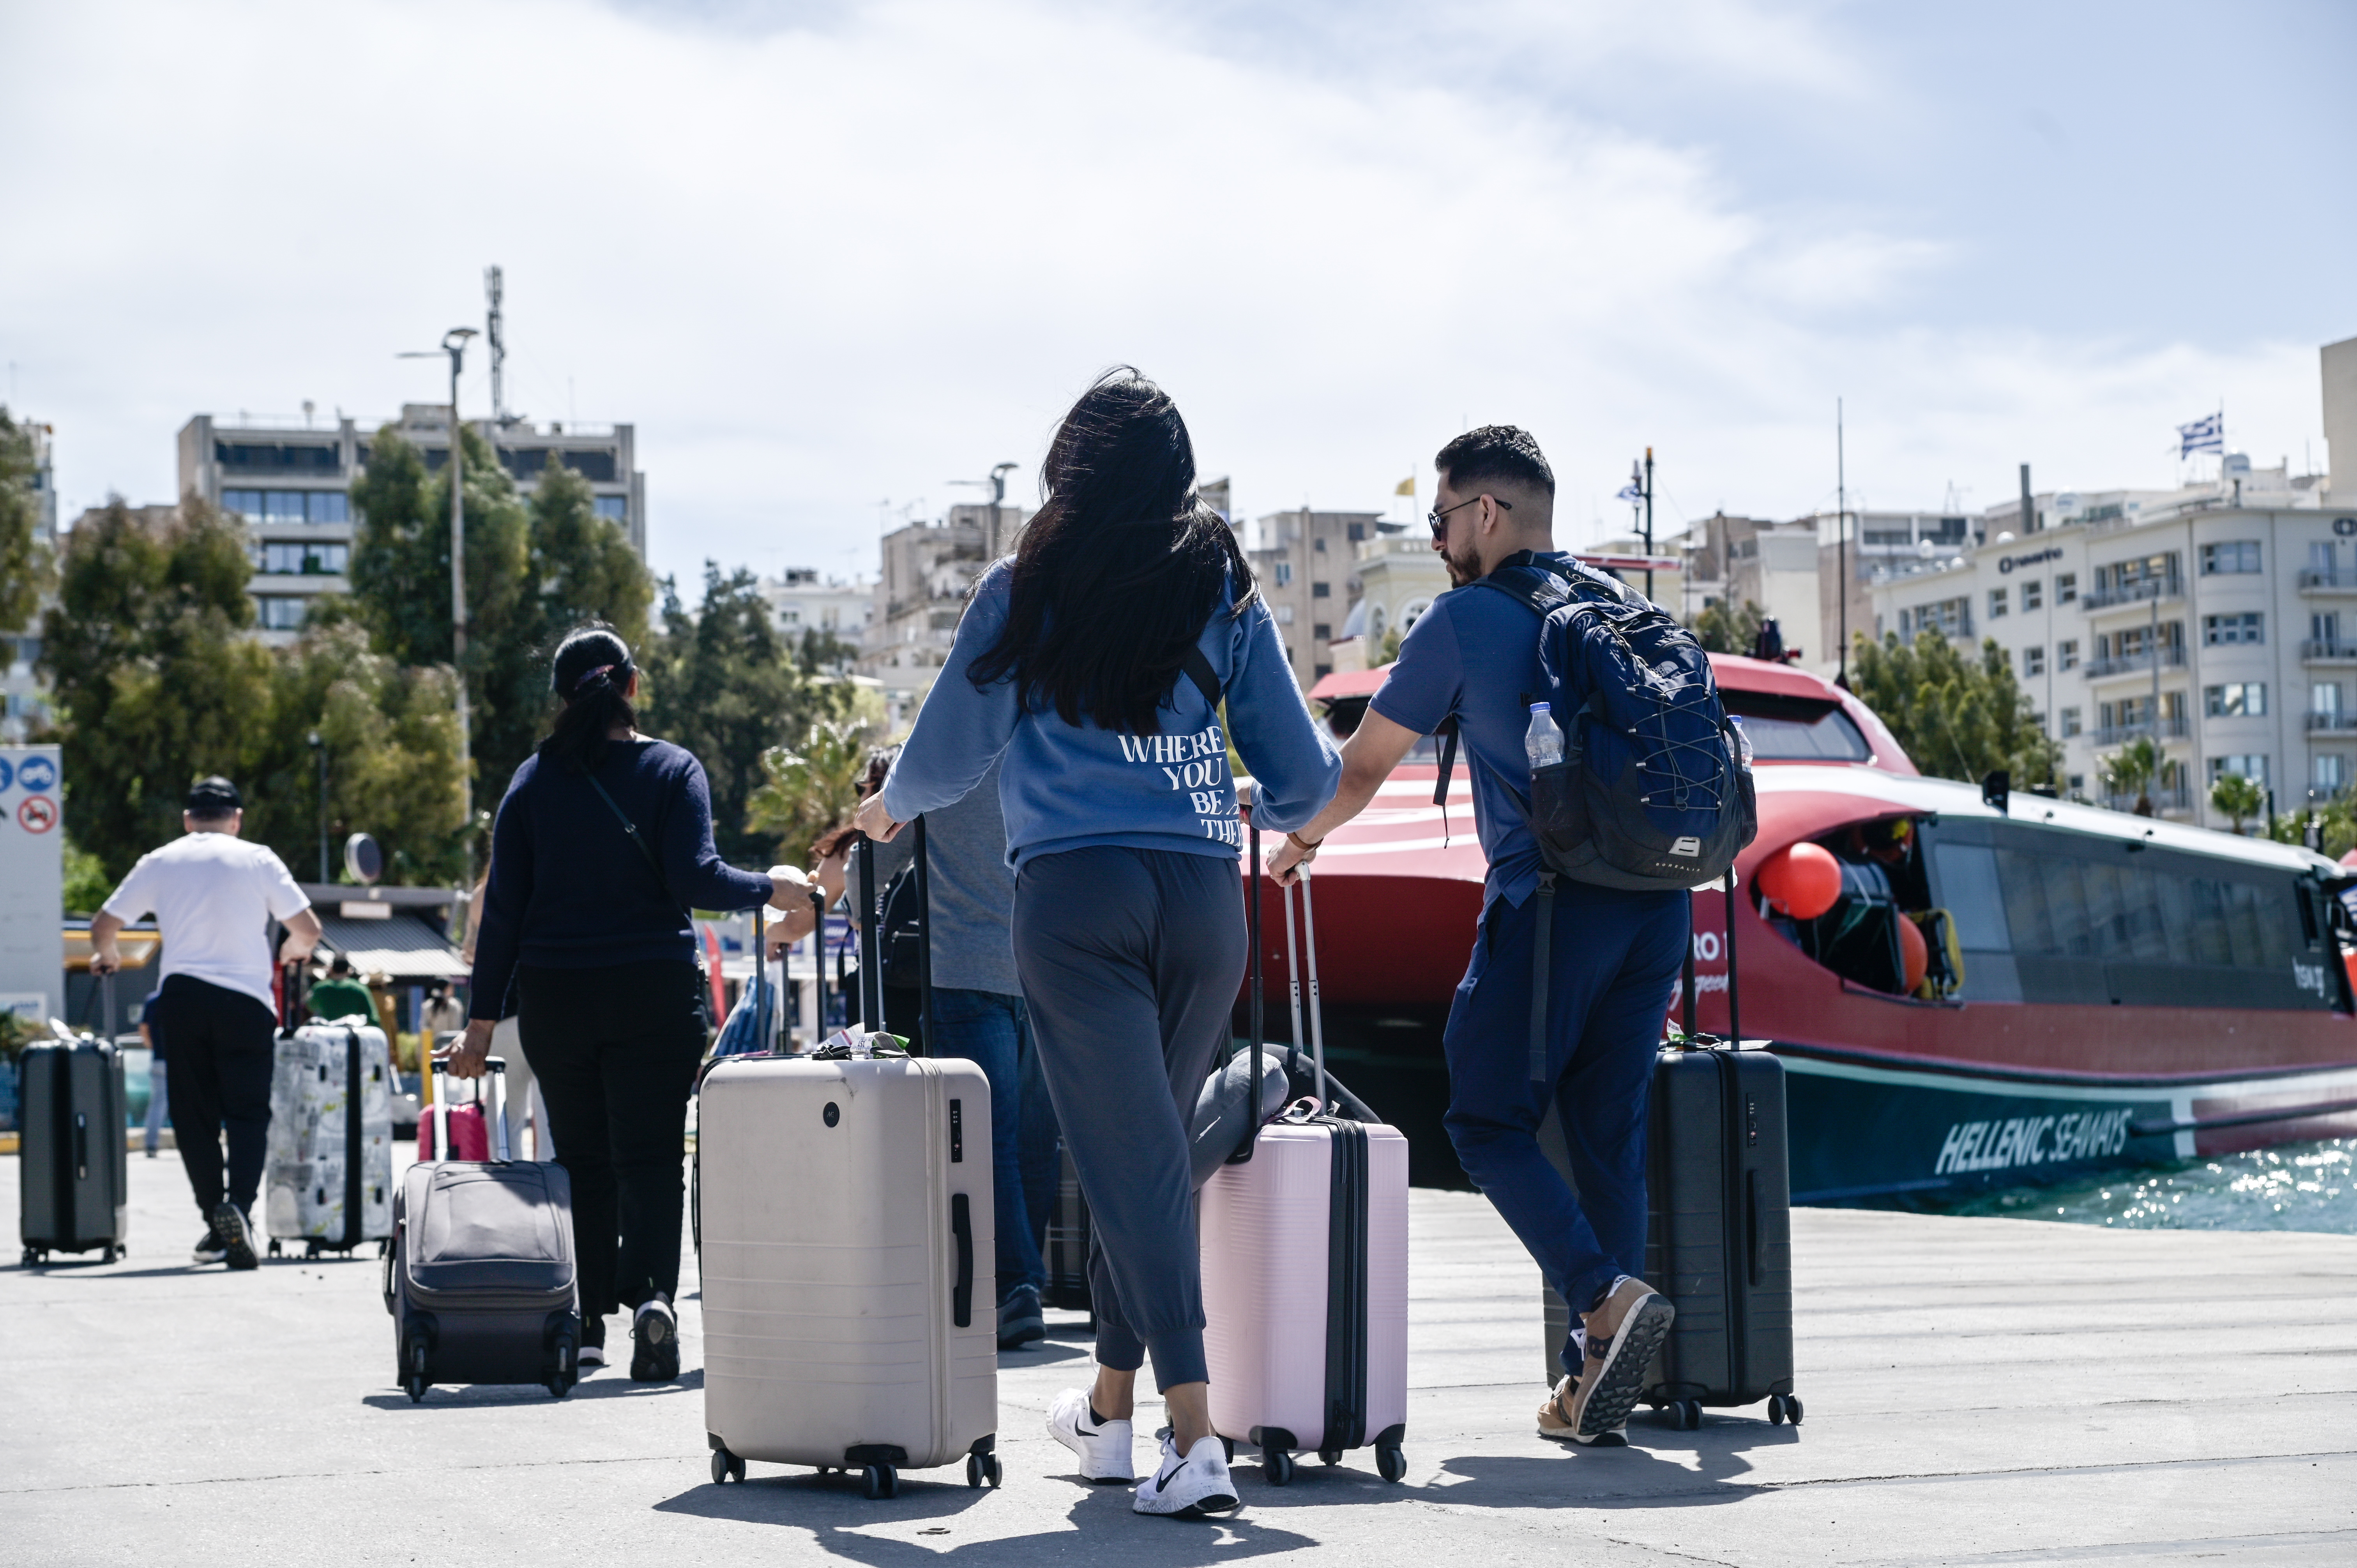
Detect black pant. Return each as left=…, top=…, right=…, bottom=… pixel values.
left=147, top=975, right=277, bottom=1220
left=516, top=959, right=705, bottom=1322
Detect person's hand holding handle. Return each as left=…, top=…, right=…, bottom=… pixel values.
left=853, top=791, right=903, bottom=843
left=440, top=1018, right=495, bottom=1080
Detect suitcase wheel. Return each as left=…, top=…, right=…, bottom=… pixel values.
left=1781, top=1393, right=1803, bottom=1427
left=861, top=1464, right=898, bottom=1500
left=267, top=1240, right=283, bottom=1259
left=1376, top=1443, right=1407, bottom=1483
left=711, top=1446, right=745, bottom=1484
left=965, top=1451, right=1002, bottom=1489
left=404, top=1339, right=430, bottom=1404
left=1317, top=1446, right=1342, bottom=1467
left=1263, top=1449, right=1295, bottom=1487
left=18, top=1249, right=35, bottom=1267
left=1666, top=1399, right=1702, bottom=1431
left=1220, top=1437, right=1235, bottom=1463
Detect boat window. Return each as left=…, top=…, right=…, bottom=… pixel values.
left=1995, top=843, right=2303, bottom=975
left=1929, top=843, right=2010, bottom=951
left=1721, top=692, right=1871, bottom=762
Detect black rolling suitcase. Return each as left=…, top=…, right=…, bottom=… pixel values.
left=1540, top=870, right=1800, bottom=1429
left=20, top=1007, right=130, bottom=1266
left=1042, top=1144, right=1093, bottom=1317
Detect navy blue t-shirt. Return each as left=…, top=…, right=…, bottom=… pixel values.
left=1368, top=556, right=1565, bottom=908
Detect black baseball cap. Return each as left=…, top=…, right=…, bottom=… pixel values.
left=186, top=777, right=243, bottom=814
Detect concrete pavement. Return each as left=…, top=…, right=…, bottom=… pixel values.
left=5, top=1148, right=2354, bottom=1566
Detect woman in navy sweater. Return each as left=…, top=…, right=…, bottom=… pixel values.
left=854, top=369, right=1340, bottom=1516
left=456, top=626, right=793, bottom=1381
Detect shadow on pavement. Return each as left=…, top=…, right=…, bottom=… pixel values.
left=359, top=1368, right=704, bottom=1410
left=654, top=1471, right=1320, bottom=1564
left=1429, top=1420, right=1800, bottom=1509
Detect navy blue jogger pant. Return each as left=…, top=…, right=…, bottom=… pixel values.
left=1443, top=881, right=1688, bottom=1322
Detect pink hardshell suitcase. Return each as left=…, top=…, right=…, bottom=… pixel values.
left=1200, top=847, right=1410, bottom=1485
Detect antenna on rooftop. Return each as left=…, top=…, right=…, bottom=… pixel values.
left=485, top=265, right=507, bottom=422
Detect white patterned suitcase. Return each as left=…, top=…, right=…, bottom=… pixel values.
left=264, top=1020, right=395, bottom=1256
left=1200, top=867, right=1410, bottom=1485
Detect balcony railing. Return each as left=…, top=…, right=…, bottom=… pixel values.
left=2298, top=569, right=2357, bottom=592
left=2305, top=712, right=2357, bottom=732
left=2300, top=640, right=2357, bottom=662
left=2099, top=781, right=2194, bottom=814
left=2081, top=577, right=2182, bottom=611
left=2085, top=647, right=2188, bottom=679
left=2090, top=717, right=2191, bottom=746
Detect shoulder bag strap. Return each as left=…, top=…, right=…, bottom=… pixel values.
left=1180, top=644, right=1225, bottom=711
left=579, top=766, right=676, bottom=906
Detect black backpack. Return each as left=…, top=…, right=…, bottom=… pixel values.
left=1461, top=552, right=1756, bottom=892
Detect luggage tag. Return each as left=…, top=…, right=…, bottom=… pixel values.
left=809, top=1028, right=910, bottom=1060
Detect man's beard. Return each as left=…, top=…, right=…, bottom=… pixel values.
left=1442, top=539, right=1485, bottom=587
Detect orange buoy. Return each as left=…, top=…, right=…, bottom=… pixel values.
left=1898, top=912, right=1929, bottom=994
left=1756, top=841, right=1841, bottom=921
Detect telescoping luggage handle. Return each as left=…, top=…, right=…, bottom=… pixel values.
left=429, top=1057, right=511, bottom=1163
left=1675, top=865, right=1742, bottom=1050
left=853, top=829, right=932, bottom=1055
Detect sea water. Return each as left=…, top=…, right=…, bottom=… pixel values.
left=1947, top=1137, right=2356, bottom=1234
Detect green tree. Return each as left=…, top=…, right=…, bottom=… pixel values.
left=2101, top=735, right=2161, bottom=815
left=641, top=564, right=847, bottom=865
left=240, top=622, right=469, bottom=886
left=60, top=839, right=111, bottom=917
left=348, top=422, right=534, bottom=796
left=0, top=408, right=51, bottom=632
left=1692, top=598, right=1766, bottom=656
left=2209, top=771, right=2265, bottom=835
left=348, top=426, right=655, bottom=807
left=747, top=714, right=880, bottom=865
left=530, top=455, right=652, bottom=653
left=1845, top=629, right=2062, bottom=789
left=37, top=496, right=276, bottom=879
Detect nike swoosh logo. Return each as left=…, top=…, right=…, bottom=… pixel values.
left=1151, top=1458, right=1185, bottom=1490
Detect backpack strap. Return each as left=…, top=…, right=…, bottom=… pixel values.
left=1528, top=869, right=1557, bottom=1086
left=1180, top=645, right=1225, bottom=711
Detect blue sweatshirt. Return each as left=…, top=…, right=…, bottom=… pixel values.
left=468, top=737, right=774, bottom=1022
left=881, top=560, right=1341, bottom=867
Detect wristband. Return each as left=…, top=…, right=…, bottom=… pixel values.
left=1287, top=831, right=1323, bottom=855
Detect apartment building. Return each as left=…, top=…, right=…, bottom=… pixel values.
left=1245, top=509, right=1387, bottom=687
left=2, top=417, right=57, bottom=740
left=762, top=568, right=872, bottom=666
left=860, top=502, right=1033, bottom=728
left=1872, top=451, right=2348, bottom=823
left=177, top=407, right=647, bottom=646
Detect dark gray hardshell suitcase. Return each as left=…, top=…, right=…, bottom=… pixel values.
left=19, top=1038, right=129, bottom=1264
left=385, top=1063, right=580, bottom=1401
left=1537, top=1045, right=1797, bottom=1423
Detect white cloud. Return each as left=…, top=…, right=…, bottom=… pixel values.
left=0, top=0, right=2333, bottom=588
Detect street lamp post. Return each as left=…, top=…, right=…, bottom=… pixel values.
left=399, top=326, right=480, bottom=878
left=307, top=730, right=327, bottom=883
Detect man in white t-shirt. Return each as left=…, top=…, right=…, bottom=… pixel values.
left=91, top=778, right=322, bottom=1269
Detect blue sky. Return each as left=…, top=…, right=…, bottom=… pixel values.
left=3, top=0, right=2350, bottom=586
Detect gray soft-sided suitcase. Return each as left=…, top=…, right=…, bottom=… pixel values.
left=384, top=1060, right=580, bottom=1402
left=1539, top=871, right=1801, bottom=1428
left=19, top=1033, right=129, bottom=1265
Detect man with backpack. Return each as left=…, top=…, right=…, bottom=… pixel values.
left=1267, top=426, right=1713, bottom=1446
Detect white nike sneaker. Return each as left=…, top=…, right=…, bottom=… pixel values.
left=1131, top=1432, right=1239, bottom=1517
left=1045, top=1387, right=1135, bottom=1483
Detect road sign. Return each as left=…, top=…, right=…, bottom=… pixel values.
left=0, top=746, right=64, bottom=1027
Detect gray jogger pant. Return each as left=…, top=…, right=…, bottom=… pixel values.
left=1012, top=845, right=1245, bottom=1391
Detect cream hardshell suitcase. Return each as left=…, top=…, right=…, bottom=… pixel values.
left=1200, top=852, right=1410, bottom=1485
left=700, top=828, right=1000, bottom=1501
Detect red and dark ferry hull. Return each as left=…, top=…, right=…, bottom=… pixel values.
left=1287, top=757, right=2357, bottom=1204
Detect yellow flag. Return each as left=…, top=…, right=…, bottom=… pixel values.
left=1394, top=475, right=1415, bottom=496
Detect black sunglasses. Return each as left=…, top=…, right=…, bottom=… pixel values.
left=1427, top=495, right=1511, bottom=538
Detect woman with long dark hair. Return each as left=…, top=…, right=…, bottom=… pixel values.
left=853, top=369, right=1340, bottom=1516
left=456, top=625, right=802, bottom=1381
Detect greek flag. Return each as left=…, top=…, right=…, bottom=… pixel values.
left=1615, top=480, right=1644, bottom=504
left=2177, top=411, right=2223, bottom=457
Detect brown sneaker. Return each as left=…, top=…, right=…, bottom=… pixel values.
left=1563, top=1277, right=1673, bottom=1441
left=1537, top=1372, right=1626, bottom=1446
